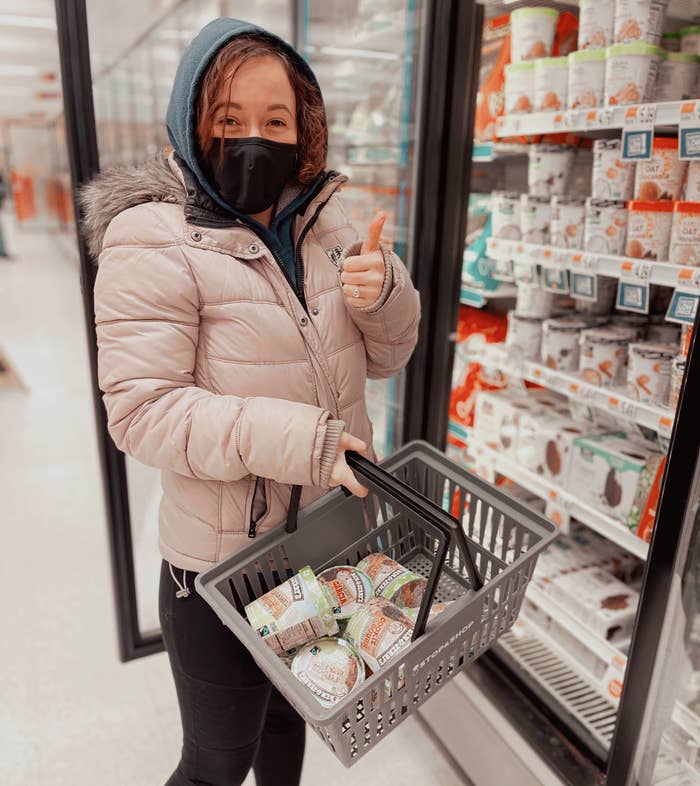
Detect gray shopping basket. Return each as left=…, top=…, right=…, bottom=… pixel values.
left=195, top=440, right=556, bottom=767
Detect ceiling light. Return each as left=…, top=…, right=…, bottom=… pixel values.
left=0, top=15, right=56, bottom=30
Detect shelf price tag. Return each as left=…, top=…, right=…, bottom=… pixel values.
left=608, top=395, right=638, bottom=422
left=541, top=258, right=570, bottom=293
left=616, top=260, right=651, bottom=314
left=679, top=101, right=700, bottom=160
left=621, top=105, right=656, bottom=161
left=570, top=253, right=598, bottom=301
left=492, top=257, right=515, bottom=281
left=666, top=288, right=699, bottom=325
left=513, top=258, right=538, bottom=285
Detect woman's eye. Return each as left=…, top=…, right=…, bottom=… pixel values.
left=224, top=117, right=237, bottom=127
left=268, top=119, right=286, bottom=127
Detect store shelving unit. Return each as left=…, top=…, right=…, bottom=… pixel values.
left=486, top=237, right=699, bottom=291
left=470, top=439, right=650, bottom=560
left=460, top=281, right=517, bottom=307
left=495, top=100, right=689, bottom=138
left=475, top=342, right=675, bottom=438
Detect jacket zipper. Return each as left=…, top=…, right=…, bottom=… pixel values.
left=248, top=475, right=262, bottom=538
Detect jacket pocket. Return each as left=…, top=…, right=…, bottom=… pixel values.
left=248, top=475, right=269, bottom=538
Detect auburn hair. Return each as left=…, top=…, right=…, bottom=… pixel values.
left=195, top=34, right=327, bottom=185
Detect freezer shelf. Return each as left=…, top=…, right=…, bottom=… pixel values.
left=475, top=342, right=675, bottom=438
left=469, top=440, right=649, bottom=560
left=486, top=236, right=699, bottom=291
left=494, top=100, right=688, bottom=138
left=497, top=614, right=619, bottom=760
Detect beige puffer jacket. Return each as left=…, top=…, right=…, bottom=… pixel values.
left=83, top=152, right=421, bottom=571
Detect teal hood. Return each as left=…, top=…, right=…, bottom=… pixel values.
left=165, top=17, right=324, bottom=216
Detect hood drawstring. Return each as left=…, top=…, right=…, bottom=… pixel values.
left=169, top=562, right=191, bottom=599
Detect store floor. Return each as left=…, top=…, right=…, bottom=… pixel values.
left=0, top=220, right=466, bottom=786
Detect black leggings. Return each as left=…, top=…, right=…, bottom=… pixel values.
left=159, top=561, right=306, bottom=786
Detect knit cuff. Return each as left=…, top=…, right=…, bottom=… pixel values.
left=319, top=419, right=346, bottom=487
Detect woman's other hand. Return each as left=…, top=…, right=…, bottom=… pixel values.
left=340, top=212, right=388, bottom=309
left=328, top=432, right=369, bottom=497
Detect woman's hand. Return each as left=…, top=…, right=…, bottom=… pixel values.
left=340, top=212, right=388, bottom=309
left=328, top=432, right=369, bottom=497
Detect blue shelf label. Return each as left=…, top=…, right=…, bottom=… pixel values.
left=616, top=281, right=650, bottom=314
left=666, top=289, right=699, bottom=325
left=679, top=102, right=700, bottom=160
left=621, top=129, right=653, bottom=161
left=571, top=272, right=597, bottom=301
left=542, top=266, right=569, bottom=293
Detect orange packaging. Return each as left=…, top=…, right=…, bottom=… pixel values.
left=474, top=14, right=511, bottom=142
left=634, top=455, right=667, bottom=543
left=681, top=324, right=694, bottom=357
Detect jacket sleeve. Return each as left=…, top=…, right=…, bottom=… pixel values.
left=339, top=239, right=421, bottom=379
left=94, top=208, right=344, bottom=487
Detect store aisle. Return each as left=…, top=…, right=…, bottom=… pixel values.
left=0, top=223, right=465, bottom=786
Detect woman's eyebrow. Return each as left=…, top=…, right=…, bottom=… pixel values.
left=212, top=101, right=292, bottom=115
left=267, top=103, right=292, bottom=115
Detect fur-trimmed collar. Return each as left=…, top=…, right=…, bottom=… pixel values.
left=78, top=154, right=185, bottom=259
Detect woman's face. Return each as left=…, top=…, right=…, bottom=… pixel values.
left=210, top=55, right=297, bottom=144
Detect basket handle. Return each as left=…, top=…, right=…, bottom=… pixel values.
left=345, top=451, right=483, bottom=593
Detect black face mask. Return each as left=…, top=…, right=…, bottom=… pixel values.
left=203, top=137, right=298, bottom=215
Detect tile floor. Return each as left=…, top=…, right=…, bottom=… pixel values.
left=0, top=218, right=466, bottom=786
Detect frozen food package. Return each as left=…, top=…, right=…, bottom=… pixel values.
left=625, top=200, right=674, bottom=261
left=356, top=553, right=427, bottom=609
left=510, top=6, right=559, bottom=62
left=592, top=140, right=635, bottom=201
left=604, top=43, right=664, bottom=105
left=345, top=597, right=414, bottom=672
left=614, top=0, right=670, bottom=45
left=634, top=137, right=687, bottom=201
left=291, top=637, right=365, bottom=707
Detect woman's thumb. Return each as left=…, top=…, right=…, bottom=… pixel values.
left=361, top=212, right=386, bottom=255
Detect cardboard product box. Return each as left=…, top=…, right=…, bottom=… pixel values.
left=568, top=522, right=641, bottom=581
left=472, top=389, right=543, bottom=457
left=568, top=433, right=662, bottom=523
left=546, top=566, right=640, bottom=642
left=628, top=453, right=667, bottom=542
left=516, top=411, right=595, bottom=486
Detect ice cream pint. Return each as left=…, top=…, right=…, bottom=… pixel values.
left=654, top=52, right=700, bottom=102
left=516, top=282, right=555, bottom=319
left=535, top=57, right=569, bottom=111
left=684, top=161, right=700, bottom=201
left=520, top=194, right=552, bottom=244
left=542, top=318, right=588, bottom=371
left=579, top=328, right=630, bottom=387
left=245, top=566, right=339, bottom=656
left=669, top=202, right=700, bottom=267
left=634, top=137, right=687, bottom=201
left=604, top=43, right=664, bottom=105
left=291, top=637, right=365, bottom=707
left=625, top=200, right=674, bottom=261
left=355, top=553, right=427, bottom=609
left=680, top=24, right=700, bottom=54
left=670, top=354, right=686, bottom=407
left=613, top=0, right=670, bottom=45
left=510, top=6, right=559, bottom=62
left=317, top=566, right=375, bottom=620
left=504, top=62, right=536, bottom=114
left=584, top=198, right=628, bottom=255
left=507, top=312, right=544, bottom=360
left=662, top=31, right=682, bottom=51
left=568, top=49, right=606, bottom=109
left=578, top=0, right=615, bottom=49
left=528, top=145, right=575, bottom=198
left=592, top=140, right=635, bottom=201
left=491, top=191, right=522, bottom=240
left=345, top=597, right=414, bottom=672
left=551, top=197, right=586, bottom=248
left=403, top=602, right=453, bottom=626
left=627, top=342, right=676, bottom=404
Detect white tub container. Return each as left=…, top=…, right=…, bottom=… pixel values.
left=592, top=139, right=636, bottom=201
left=528, top=144, right=575, bottom=198
left=625, top=200, right=674, bottom=261
left=491, top=191, right=522, bottom=240
left=627, top=342, right=676, bottom=405
left=654, top=52, right=700, bottom=102
left=578, top=0, right=615, bottom=49
left=579, top=328, right=630, bottom=387
left=551, top=197, right=586, bottom=249
left=542, top=317, right=589, bottom=370
left=684, top=161, right=700, bottom=201
left=507, top=312, right=544, bottom=360
left=516, top=282, right=556, bottom=319
left=520, top=194, right=552, bottom=244
left=584, top=198, right=629, bottom=255
left=569, top=49, right=607, bottom=109
left=535, top=56, right=570, bottom=111
left=669, top=201, right=700, bottom=267
left=605, top=43, right=664, bottom=105
left=634, top=137, right=687, bottom=201
left=681, top=24, right=700, bottom=54
left=614, top=0, right=670, bottom=45
left=504, top=62, right=536, bottom=114
left=510, top=6, right=560, bottom=62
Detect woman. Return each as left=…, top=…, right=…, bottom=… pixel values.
left=81, top=17, right=420, bottom=786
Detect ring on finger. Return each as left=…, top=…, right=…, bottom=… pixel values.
left=352, top=286, right=360, bottom=299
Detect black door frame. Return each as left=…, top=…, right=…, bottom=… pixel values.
left=55, top=0, right=162, bottom=661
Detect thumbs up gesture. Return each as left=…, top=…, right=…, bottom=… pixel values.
left=340, top=212, right=388, bottom=309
